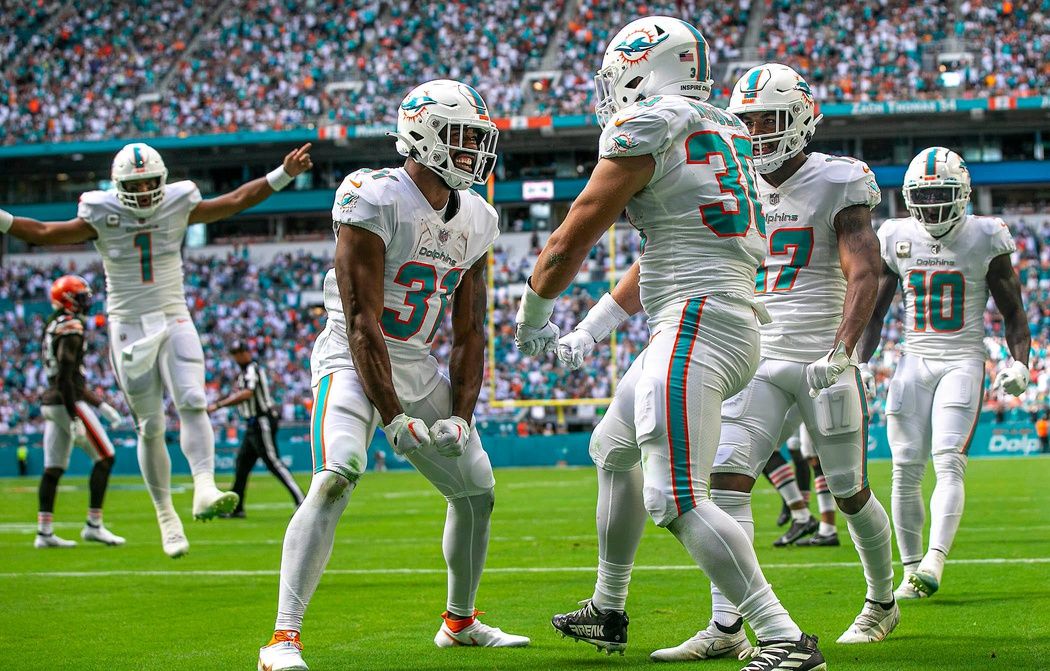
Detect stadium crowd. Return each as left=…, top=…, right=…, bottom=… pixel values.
left=2, top=0, right=1047, bottom=144
left=3, top=216, right=1050, bottom=435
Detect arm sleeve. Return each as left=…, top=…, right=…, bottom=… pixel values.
left=831, top=161, right=882, bottom=222
left=332, top=176, right=392, bottom=246
left=76, top=195, right=103, bottom=234
left=987, top=218, right=1017, bottom=265
left=598, top=107, right=672, bottom=180
left=877, top=224, right=899, bottom=276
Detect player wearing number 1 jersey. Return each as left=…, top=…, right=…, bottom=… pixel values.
left=0, top=141, right=313, bottom=558
left=517, top=21, right=824, bottom=671
left=258, top=79, right=527, bottom=671
left=859, top=147, right=1030, bottom=600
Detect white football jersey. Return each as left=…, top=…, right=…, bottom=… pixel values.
left=312, top=167, right=499, bottom=401
left=77, top=181, right=201, bottom=318
left=756, top=153, right=881, bottom=362
left=600, top=95, right=767, bottom=327
left=878, top=214, right=1016, bottom=361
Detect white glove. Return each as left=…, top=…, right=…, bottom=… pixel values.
left=430, top=416, right=471, bottom=458
left=98, top=402, right=122, bottom=427
left=515, top=281, right=559, bottom=357
left=857, top=363, right=876, bottom=401
left=383, top=413, right=431, bottom=456
left=806, top=342, right=853, bottom=397
left=557, top=293, right=630, bottom=370
left=993, top=360, right=1030, bottom=396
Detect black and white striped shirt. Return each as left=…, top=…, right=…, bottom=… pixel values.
left=237, top=361, right=275, bottom=419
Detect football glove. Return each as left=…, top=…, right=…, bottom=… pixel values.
left=430, top=416, right=471, bottom=458
left=557, top=293, right=630, bottom=370
left=993, top=360, right=1030, bottom=397
left=383, top=413, right=431, bottom=456
left=515, top=280, right=559, bottom=357
left=98, top=402, right=122, bottom=427
left=806, top=341, right=853, bottom=397
left=857, top=363, right=876, bottom=401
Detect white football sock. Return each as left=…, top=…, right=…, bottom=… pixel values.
left=928, top=452, right=967, bottom=561
left=891, top=461, right=926, bottom=566
left=275, top=471, right=354, bottom=632
left=177, top=408, right=216, bottom=478
left=136, top=413, right=175, bottom=514
left=843, top=494, right=895, bottom=604
left=443, top=490, right=493, bottom=617
left=819, top=521, right=836, bottom=536
left=919, top=548, right=947, bottom=581
left=591, top=466, right=646, bottom=613
left=815, top=475, right=836, bottom=515
left=669, top=500, right=801, bottom=643
left=709, top=489, right=751, bottom=628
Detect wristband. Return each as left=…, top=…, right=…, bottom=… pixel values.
left=0, top=209, right=13, bottom=234
left=518, top=280, right=556, bottom=327
left=576, top=293, right=630, bottom=343
left=266, top=166, right=294, bottom=191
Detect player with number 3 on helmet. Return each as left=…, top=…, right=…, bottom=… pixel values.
left=515, top=18, right=826, bottom=671
left=859, top=147, right=1030, bottom=600
left=258, top=79, right=528, bottom=671
left=0, top=142, right=313, bottom=559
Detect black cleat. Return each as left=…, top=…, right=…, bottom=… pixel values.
left=773, top=516, right=818, bottom=547
left=552, top=599, right=628, bottom=654
left=794, top=531, right=840, bottom=547
left=775, top=502, right=791, bottom=527
left=739, top=633, right=826, bottom=671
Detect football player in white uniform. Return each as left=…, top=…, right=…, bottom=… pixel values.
left=35, top=275, right=125, bottom=549
left=1, top=142, right=313, bottom=558
left=519, top=20, right=825, bottom=671
left=647, top=63, right=897, bottom=656
left=859, top=147, right=1030, bottom=599
left=258, top=80, right=528, bottom=671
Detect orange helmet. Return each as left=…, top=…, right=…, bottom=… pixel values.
left=50, top=275, right=93, bottom=314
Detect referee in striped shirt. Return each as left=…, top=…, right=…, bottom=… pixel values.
left=208, top=341, right=304, bottom=517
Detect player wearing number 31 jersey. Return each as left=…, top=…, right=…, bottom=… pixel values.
left=859, top=147, right=1030, bottom=601
left=0, top=141, right=314, bottom=558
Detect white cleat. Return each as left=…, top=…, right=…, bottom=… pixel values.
left=435, top=616, right=530, bottom=648
left=894, top=574, right=927, bottom=600
left=836, top=600, right=900, bottom=644
left=192, top=487, right=239, bottom=521
left=258, top=632, right=308, bottom=671
left=158, top=512, right=189, bottom=558
left=34, top=532, right=76, bottom=548
left=909, top=569, right=940, bottom=597
left=650, top=620, right=752, bottom=662
left=81, top=523, right=126, bottom=546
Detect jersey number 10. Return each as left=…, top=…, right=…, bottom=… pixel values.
left=908, top=270, right=964, bottom=332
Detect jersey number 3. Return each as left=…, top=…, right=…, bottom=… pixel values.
left=382, top=262, right=464, bottom=343
left=685, top=132, right=766, bottom=237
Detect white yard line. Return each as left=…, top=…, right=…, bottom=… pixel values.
left=1, top=556, right=1047, bottom=579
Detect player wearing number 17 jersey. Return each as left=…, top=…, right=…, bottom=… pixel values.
left=0, top=142, right=313, bottom=558
left=859, top=147, right=1030, bottom=600
left=516, top=19, right=824, bottom=671
left=258, top=79, right=527, bottom=671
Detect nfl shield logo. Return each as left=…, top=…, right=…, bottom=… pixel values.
left=438, top=228, right=450, bottom=245
left=769, top=193, right=780, bottom=206
left=931, top=243, right=941, bottom=254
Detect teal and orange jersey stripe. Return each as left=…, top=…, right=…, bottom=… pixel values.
left=665, top=296, right=708, bottom=515
left=854, top=367, right=870, bottom=490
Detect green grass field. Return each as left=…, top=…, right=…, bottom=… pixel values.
left=2, top=457, right=1048, bottom=671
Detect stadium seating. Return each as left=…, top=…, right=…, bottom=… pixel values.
left=2, top=0, right=1045, bottom=143
left=3, top=217, right=1046, bottom=434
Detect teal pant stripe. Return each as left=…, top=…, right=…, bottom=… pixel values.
left=666, top=297, right=707, bottom=515
left=312, top=374, right=332, bottom=473
left=855, top=368, right=870, bottom=489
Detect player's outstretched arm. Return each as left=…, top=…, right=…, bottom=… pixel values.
left=0, top=210, right=96, bottom=245
left=334, top=224, right=402, bottom=425
left=988, top=253, right=1032, bottom=396
left=190, top=144, right=313, bottom=224
left=833, top=204, right=882, bottom=355
left=557, top=260, right=641, bottom=370
left=857, top=263, right=899, bottom=363
left=530, top=155, right=654, bottom=298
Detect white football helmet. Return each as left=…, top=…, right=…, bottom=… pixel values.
left=593, top=16, right=714, bottom=127
left=390, top=79, right=498, bottom=191
left=903, top=147, right=972, bottom=236
left=111, top=143, right=168, bottom=218
left=727, top=63, right=822, bottom=174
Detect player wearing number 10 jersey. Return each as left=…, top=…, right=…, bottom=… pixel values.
left=859, top=147, right=1030, bottom=601
left=0, top=141, right=313, bottom=558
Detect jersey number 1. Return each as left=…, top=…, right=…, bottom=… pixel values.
left=133, top=232, right=154, bottom=283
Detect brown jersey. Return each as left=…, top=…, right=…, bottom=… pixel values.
left=41, top=311, right=88, bottom=405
